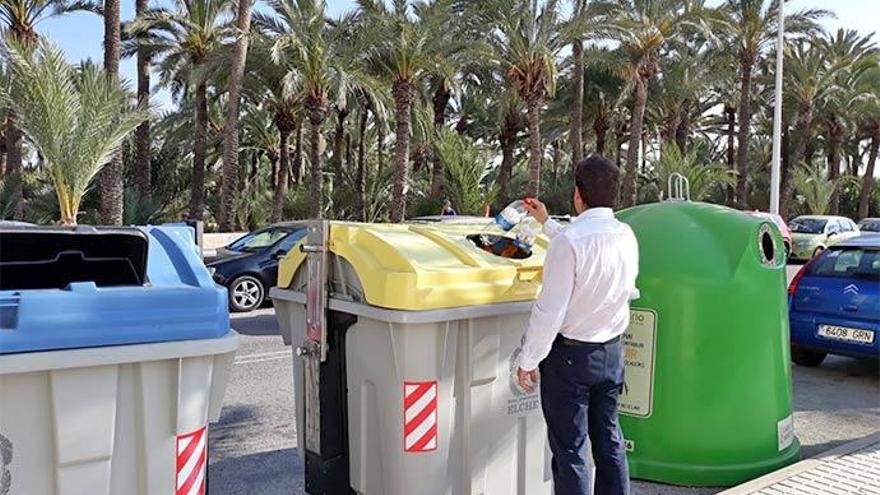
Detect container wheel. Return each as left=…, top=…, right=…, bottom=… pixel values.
left=792, top=347, right=827, bottom=367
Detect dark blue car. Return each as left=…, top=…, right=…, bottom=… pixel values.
left=788, top=234, right=880, bottom=366
left=207, top=223, right=307, bottom=312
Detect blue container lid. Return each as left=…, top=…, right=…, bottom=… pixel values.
left=0, top=225, right=229, bottom=354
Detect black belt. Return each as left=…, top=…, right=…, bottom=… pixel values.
left=558, top=335, right=621, bottom=347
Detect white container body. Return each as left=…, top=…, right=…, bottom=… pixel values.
left=272, top=289, right=555, bottom=495
left=0, top=331, right=237, bottom=495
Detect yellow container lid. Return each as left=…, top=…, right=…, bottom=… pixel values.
left=277, top=222, right=549, bottom=311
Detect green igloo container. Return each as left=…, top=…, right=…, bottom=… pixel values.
left=615, top=200, right=800, bottom=486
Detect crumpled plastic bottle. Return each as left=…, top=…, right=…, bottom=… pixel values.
left=494, top=200, right=529, bottom=231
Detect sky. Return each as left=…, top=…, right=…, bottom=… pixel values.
left=37, top=0, right=880, bottom=110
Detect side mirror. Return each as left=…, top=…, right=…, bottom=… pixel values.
left=273, top=249, right=288, bottom=260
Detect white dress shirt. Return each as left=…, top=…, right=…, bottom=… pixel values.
left=518, top=207, right=640, bottom=371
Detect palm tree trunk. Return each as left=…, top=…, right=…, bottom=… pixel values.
left=271, top=127, right=290, bottom=222
left=332, top=107, right=348, bottom=175
left=675, top=103, right=690, bottom=153
left=734, top=53, right=755, bottom=209
left=827, top=117, right=843, bottom=215
left=858, top=125, right=879, bottom=219
left=725, top=104, right=736, bottom=205
left=430, top=84, right=451, bottom=199
left=5, top=113, right=23, bottom=219
left=357, top=107, right=369, bottom=222
left=134, top=0, right=151, bottom=201
left=307, top=98, right=327, bottom=219
left=780, top=102, right=814, bottom=219
left=525, top=95, right=543, bottom=198
left=292, top=120, right=303, bottom=185
left=593, top=116, right=608, bottom=156
left=99, top=0, right=123, bottom=225
left=189, top=81, right=208, bottom=220
left=570, top=36, right=584, bottom=164
left=390, top=80, right=415, bottom=222
left=218, top=0, right=253, bottom=231
left=498, top=109, right=522, bottom=199
left=623, top=78, right=648, bottom=207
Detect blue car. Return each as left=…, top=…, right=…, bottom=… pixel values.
left=207, top=223, right=307, bottom=312
left=788, top=234, right=880, bottom=366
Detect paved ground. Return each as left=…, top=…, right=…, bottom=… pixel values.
left=209, top=296, right=879, bottom=495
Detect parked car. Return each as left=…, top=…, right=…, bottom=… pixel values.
left=207, top=223, right=308, bottom=312
left=746, top=211, right=792, bottom=259
left=788, top=215, right=860, bottom=261
left=858, top=217, right=880, bottom=233
left=788, top=234, right=879, bottom=366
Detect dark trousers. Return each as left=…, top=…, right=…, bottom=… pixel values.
left=539, top=336, right=629, bottom=495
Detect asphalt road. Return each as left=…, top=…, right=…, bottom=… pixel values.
left=209, top=283, right=878, bottom=495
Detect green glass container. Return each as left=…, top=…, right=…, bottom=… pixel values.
left=616, top=201, right=800, bottom=486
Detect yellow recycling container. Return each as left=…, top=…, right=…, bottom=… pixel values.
left=271, top=221, right=555, bottom=495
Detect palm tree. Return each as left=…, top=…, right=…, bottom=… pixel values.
left=857, top=65, right=880, bottom=219
left=817, top=29, right=876, bottom=214
left=779, top=40, right=849, bottom=219
left=792, top=161, right=852, bottom=216
left=358, top=0, right=457, bottom=221
left=217, top=0, right=254, bottom=231
left=609, top=0, right=710, bottom=207
left=99, top=0, right=124, bottom=225
left=262, top=0, right=372, bottom=219
left=1, top=39, right=147, bottom=224
left=241, top=41, right=303, bottom=222
left=480, top=0, right=563, bottom=198
left=1, top=0, right=92, bottom=218
left=133, top=0, right=151, bottom=202
left=128, top=0, right=234, bottom=221
left=718, top=0, right=828, bottom=208
left=566, top=0, right=611, bottom=164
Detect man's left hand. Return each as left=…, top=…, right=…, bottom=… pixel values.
left=517, top=367, right=539, bottom=394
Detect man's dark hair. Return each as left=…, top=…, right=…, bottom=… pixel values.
left=575, top=155, right=620, bottom=209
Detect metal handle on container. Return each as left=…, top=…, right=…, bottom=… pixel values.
left=666, top=173, right=691, bottom=202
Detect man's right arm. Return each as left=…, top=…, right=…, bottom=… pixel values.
left=523, top=198, right=564, bottom=239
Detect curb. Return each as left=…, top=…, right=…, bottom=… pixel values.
left=718, top=432, right=880, bottom=494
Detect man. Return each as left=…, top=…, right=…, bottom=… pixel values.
left=517, top=155, right=639, bottom=495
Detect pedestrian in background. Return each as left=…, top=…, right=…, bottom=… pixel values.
left=516, top=155, right=639, bottom=495
left=440, top=199, right=457, bottom=216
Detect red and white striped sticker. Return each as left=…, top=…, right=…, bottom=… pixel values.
left=403, top=381, right=438, bottom=453
left=176, top=427, right=207, bottom=495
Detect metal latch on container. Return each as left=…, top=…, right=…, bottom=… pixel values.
left=303, top=220, right=329, bottom=363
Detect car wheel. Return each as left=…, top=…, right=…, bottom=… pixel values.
left=812, top=246, right=825, bottom=258
left=791, top=348, right=827, bottom=367
left=229, top=275, right=265, bottom=312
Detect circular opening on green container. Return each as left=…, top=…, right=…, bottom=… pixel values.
left=468, top=234, right=532, bottom=259
left=759, top=224, right=778, bottom=266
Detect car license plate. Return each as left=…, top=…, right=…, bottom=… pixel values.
left=817, top=325, right=875, bottom=345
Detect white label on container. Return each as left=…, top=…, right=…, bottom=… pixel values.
left=506, top=345, right=542, bottom=417
left=777, top=414, right=794, bottom=451
left=619, top=309, right=657, bottom=418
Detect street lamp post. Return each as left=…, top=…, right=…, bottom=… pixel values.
left=769, top=0, right=785, bottom=215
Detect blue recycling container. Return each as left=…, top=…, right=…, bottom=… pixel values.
left=0, top=225, right=228, bottom=354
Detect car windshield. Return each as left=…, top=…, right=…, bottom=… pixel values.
left=807, top=247, right=880, bottom=281
left=228, top=228, right=293, bottom=252
left=859, top=221, right=880, bottom=232
left=790, top=218, right=826, bottom=234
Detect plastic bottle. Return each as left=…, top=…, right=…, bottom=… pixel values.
left=515, top=217, right=539, bottom=250
left=495, top=200, right=529, bottom=231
